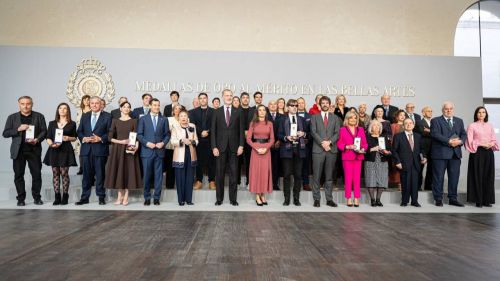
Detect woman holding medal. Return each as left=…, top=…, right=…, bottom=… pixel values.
left=337, top=111, right=368, bottom=207
left=104, top=101, right=142, bottom=205
left=364, top=120, right=391, bottom=207
left=43, top=103, right=77, bottom=205
left=171, top=109, right=198, bottom=205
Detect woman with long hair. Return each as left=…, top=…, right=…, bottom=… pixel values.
left=277, top=98, right=287, bottom=114
left=43, top=103, right=77, bottom=205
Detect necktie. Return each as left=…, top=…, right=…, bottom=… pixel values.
left=272, top=113, right=275, bottom=121
left=384, top=106, right=388, bottom=117
left=91, top=113, right=97, bottom=131
left=409, top=133, right=414, bottom=151
left=153, top=115, right=157, bottom=131
left=144, top=108, right=149, bottom=115
left=292, top=115, right=296, bottom=124
left=409, top=114, right=414, bottom=122
left=447, top=118, right=452, bottom=128
left=323, top=113, right=328, bottom=128
left=225, top=107, right=230, bottom=127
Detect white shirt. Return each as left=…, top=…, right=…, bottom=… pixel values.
left=424, top=118, right=431, bottom=127
left=321, top=111, right=329, bottom=121
left=288, top=114, right=297, bottom=124
left=443, top=115, right=453, bottom=126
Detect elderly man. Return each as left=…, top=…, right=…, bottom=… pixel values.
left=371, top=94, right=398, bottom=121
left=416, top=106, right=433, bottom=190
left=430, top=102, right=466, bottom=207
left=404, top=103, right=421, bottom=129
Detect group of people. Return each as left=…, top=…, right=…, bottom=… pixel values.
left=3, top=90, right=498, bottom=208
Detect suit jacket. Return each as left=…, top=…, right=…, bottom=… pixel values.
left=430, top=116, right=467, bottom=159
left=277, top=114, right=308, bottom=158
left=210, top=106, right=245, bottom=153
left=2, top=111, right=47, bottom=159
left=163, top=104, right=173, bottom=118
left=310, top=112, right=341, bottom=155
left=371, top=104, right=399, bottom=121
left=77, top=111, right=112, bottom=157
left=416, top=118, right=432, bottom=156
left=110, top=108, right=121, bottom=119
left=298, top=111, right=312, bottom=144
left=189, top=107, right=214, bottom=143
left=392, top=132, right=423, bottom=172
left=267, top=112, right=284, bottom=146
left=337, top=126, right=368, bottom=160
left=405, top=112, right=422, bottom=124
left=137, top=114, right=170, bottom=158
left=132, top=107, right=161, bottom=119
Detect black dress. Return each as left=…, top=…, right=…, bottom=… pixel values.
left=43, top=121, right=78, bottom=167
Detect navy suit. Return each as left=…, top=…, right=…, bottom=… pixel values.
left=137, top=114, right=170, bottom=200
left=132, top=107, right=161, bottom=119
left=77, top=111, right=112, bottom=200
left=430, top=115, right=467, bottom=201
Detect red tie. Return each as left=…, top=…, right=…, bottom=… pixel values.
left=323, top=113, right=328, bottom=128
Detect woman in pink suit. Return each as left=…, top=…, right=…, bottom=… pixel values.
left=337, top=111, right=368, bottom=207
left=246, top=105, right=275, bottom=206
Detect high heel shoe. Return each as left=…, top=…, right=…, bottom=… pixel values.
left=347, top=199, right=353, bottom=207
left=256, top=200, right=263, bottom=206
left=354, top=199, right=360, bottom=207
left=261, top=196, right=268, bottom=205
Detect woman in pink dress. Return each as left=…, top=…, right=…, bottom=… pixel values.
left=465, top=106, right=499, bottom=207
left=337, top=111, right=368, bottom=207
left=246, top=105, right=275, bottom=206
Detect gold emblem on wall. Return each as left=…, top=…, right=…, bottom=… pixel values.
left=66, top=57, right=115, bottom=107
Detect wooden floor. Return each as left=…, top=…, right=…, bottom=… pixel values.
left=0, top=210, right=499, bottom=281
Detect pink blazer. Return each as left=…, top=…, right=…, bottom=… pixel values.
left=337, top=126, right=368, bottom=161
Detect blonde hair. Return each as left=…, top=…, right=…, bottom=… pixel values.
left=335, top=94, right=346, bottom=106
left=368, top=120, right=383, bottom=135
left=343, top=111, right=359, bottom=126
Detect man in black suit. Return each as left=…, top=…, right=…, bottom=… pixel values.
left=297, top=97, right=312, bottom=191
left=211, top=89, right=245, bottom=206
left=267, top=100, right=284, bottom=190
left=189, top=93, right=216, bottom=190
left=240, top=92, right=251, bottom=186
left=430, top=102, right=467, bottom=207
left=76, top=96, right=112, bottom=205
left=110, top=97, right=128, bottom=119
left=132, top=93, right=153, bottom=119
left=392, top=118, right=427, bottom=207
left=247, top=91, right=266, bottom=124
left=3, top=96, right=47, bottom=206
left=163, top=91, right=180, bottom=118
left=416, top=106, right=433, bottom=190
left=404, top=103, right=422, bottom=129
left=371, top=94, right=398, bottom=121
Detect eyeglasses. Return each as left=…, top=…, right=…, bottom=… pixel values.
left=288, top=104, right=298, bottom=107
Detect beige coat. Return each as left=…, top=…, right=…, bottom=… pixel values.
left=171, top=123, right=199, bottom=168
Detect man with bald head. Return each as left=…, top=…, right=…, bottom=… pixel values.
left=430, top=102, right=466, bottom=207
left=371, top=94, right=398, bottom=121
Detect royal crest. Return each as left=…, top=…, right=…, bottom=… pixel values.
left=66, top=57, right=115, bottom=107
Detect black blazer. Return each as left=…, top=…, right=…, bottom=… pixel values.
left=392, top=132, right=423, bottom=172
left=2, top=111, right=47, bottom=159
left=365, top=135, right=391, bottom=162
left=416, top=118, right=432, bottom=155
left=110, top=108, right=121, bottom=119
left=267, top=112, right=284, bottom=145
left=189, top=107, right=214, bottom=143
left=333, top=106, right=351, bottom=121
left=211, top=106, right=245, bottom=153
left=372, top=105, right=399, bottom=121
left=163, top=104, right=173, bottom=118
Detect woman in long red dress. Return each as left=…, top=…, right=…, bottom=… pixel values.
left=246, top=105, right=275, bottom=206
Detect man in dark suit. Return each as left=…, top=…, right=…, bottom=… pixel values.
left=3, top=96, right=47, bottom=206
left=404, top=103, right=422, bottom=130
left=310, top=96, right=341, bottom=208
left=278, top=99, right=309, bottom=206
left=240, top=92, right=251, bottom=186
left=416, top=106, right=433, bottom=190
left=267, top=100, right=284, bottom=190
left=137, top=98, right=170, bottom=206
left=371, top=94, right=398, bottom=121
left=392, top=118, right=427, bottom=207
left=76, top=96, right=112, bottom=205
left=132, top=93, right=153, bottom=119
left=211, top=89, right=245, bottom=206
left=430, top=102, right=467, bottom=207
left=110, top=97, right=128, bottom=119
left=247, top=91, right=266, bottom=123
left=297, top=97, right=312, bottom=191
left=163, top=91, right=180, bottom=118
left=189, top=93, right=215, bottom=190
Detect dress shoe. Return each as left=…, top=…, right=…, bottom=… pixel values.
left=411, top=202, right=421, bottom=207
left=231, top=201, right=239, bottom=206
left=449, top=200, right=464, bottom=207
left=61, top=193, right=69, bottom=205
left=262, top=201, right=268, bottom=205
left=273, top=186, right=280, bottom=191
left=99, top=198, right=106, bottom=205
left=283, top=200, right=290, bottom=206
left=154, top=199, right=160, bottom=205
left=303, top=184, right=311, bottom=191
left=215, top=201, right=222, bottom=206
left=326, top=200, right=337, bottom=207
left=77, top=169, right=83, bottom=175
left=476, top=203, right=482, bottom=208
left=34, top=199, right=43, bottom=205
left=193, top=181, right=203, bottom=190
left=375, top=199, right=383, bottom=207
left=484, top=203, right=492, bottom=207
left=313, top=200, right=320, bottom=207
left=435, top=200, right=443, bottom=207
left=187, top=202, right=194, bottom=205
left=144, top=199, right=151, bottom=206
left=17, top=200, right=25, bottom=206
left=209, top=181, right=216, bottom=190
left=75, top=199, right=89, bottom=205
left=400, top=202, right=408, bottom=207
left=293, top=200, right=301, bottom=206
left=53, top=193, right=61, bottom=206
left=179, top=202, right=185, bottom=206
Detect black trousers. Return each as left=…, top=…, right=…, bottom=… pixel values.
left=400, top=165, right=419, bottom=204
left=13, top=150, right=42, bottom=201
left=164, top=149, right=175, bottom=189
left=215, top=149, right=238, bottom=203
left=282, top=148, right=303, bottom=202
left=195, top=141, right=215, bottom=182
left=271, top=148, right=281, bottom=190
left=243, top=143, right=252, bottom=185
